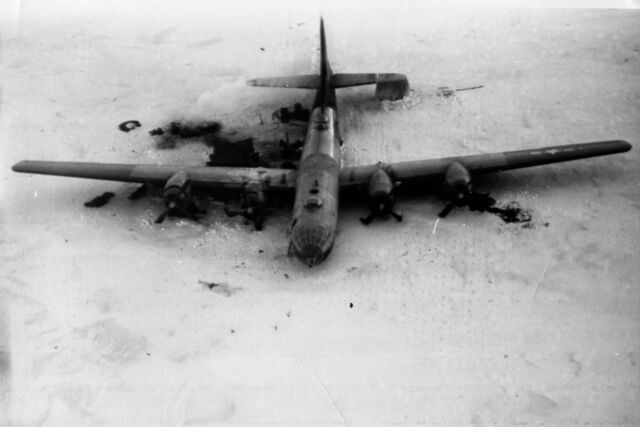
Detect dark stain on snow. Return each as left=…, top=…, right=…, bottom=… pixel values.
left=199, top=280, right=243, bottom=297
left=487, top=202, right=533, bottom=225
left=272, top=103, right=310, bottom=124
left=168, top=121, right=221, bottom=138
left=465, top=193, right=536, bottom=226
left=152, top=120, right=223, bottom=149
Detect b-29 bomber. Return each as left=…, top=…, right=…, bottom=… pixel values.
left=12, top=19, right=632, bottom=267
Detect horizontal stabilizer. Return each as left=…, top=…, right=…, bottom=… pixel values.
left=247, top=74, right=320, bottom=89
left=330, top=73, right=407, bottom=86
left=330, top=73, right=378, bottom=88
left=331, top=73, right=409, bottom=100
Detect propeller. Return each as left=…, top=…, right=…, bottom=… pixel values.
left=155, top=171, right=198, bottom=224
left=438, top=161, right=471, bottom=218
left=154, top=205, right=172, bottom=224
left=360, top=165, right=402, bottom=225
left=438, top=161, right=495, bottom=217
left=438, top=200, right=457, bottom=218
left=224, top=179, right=266, bottom=230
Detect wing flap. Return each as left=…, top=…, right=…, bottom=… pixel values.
left=340, top=140, right=632, bottom=186
left=12, top=161, right=298, bottom=190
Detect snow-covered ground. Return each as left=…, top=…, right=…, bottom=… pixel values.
left=1, top=2, right=639, bottom=425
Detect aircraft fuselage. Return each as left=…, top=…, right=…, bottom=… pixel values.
left=289, top=21, right=342, bottom=267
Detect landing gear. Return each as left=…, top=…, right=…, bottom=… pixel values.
left=224, top=205, right=264, bottom=231
left=360, top=204, right=403, bottom=225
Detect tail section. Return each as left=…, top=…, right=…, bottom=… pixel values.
left=246, top=18, right=409, bottom=101
left=246, top=18, right=328, bottom=90
left=319, top=17, right=331, bottom=82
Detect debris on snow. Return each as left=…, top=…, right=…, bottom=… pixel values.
left=198, top=280, right=243, bottom=297
left=118, top=120, right=141, bottom=132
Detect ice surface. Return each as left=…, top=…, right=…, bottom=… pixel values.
left=1, top=2, right=639, bottom=425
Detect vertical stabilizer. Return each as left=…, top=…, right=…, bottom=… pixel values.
left=319, top=17, right=332, bottom=82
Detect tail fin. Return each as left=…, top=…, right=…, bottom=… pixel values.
left=319, top=17, right=331, bottom=80
left=246, top=18, right=409, bottom=100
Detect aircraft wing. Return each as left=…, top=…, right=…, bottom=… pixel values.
left=12, top=161, right=298, bottom=190
left=339, top=140, right=632, bottom=186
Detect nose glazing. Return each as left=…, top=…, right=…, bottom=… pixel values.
left=291, top=222, right=332, bottom=267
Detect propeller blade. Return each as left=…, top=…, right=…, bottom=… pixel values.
left=224, top=206, right=238, bottom=218
left=438, top=201, right=456, bottom=218
left=359, top=214, right=374, bottom=225
left=155, top=209, right=170, bottom=224
left=178, top=179, right=191, bottom=195
left=176, top=206, right=200, bottom=222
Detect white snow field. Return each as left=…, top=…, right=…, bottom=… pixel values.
left=1, top=2, right=639, bottom=425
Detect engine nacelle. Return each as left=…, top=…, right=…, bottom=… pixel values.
left=366, top=167, right=397, bottom=214
left=162, top=170, right=191, bottom=208
left=154, top=170, right=196, bottom=224
left=444, top=161, right=471, bottom=199
left=368, top=168, right=394, bottom=198
left=226, top=178, right=267, bottom=230
left=359, top=166, right=403, bottom=225
left=243, top=179, right=266, bottom=208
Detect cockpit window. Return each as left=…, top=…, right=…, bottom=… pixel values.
left=303, top=196, right=323, bottom=209
left=314, top=113, right=329, bottom=130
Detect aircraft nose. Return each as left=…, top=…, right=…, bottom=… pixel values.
left=291, top=221, right=333, bottom=268
left=301, top=245, right=324, bottom=267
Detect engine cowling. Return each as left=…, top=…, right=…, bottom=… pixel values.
left=162, top=170, right=191, bottom=209
left=359, top=166, right=403, bottom=225
left=367, top=168, right=396, bottom=213
left=243, top=179, right=266, bottom=211
left=444, top=161, right=471, bottom=200
left=224, top=178, right=267, bottom=230
left=155, top=170, right=193, bottom=223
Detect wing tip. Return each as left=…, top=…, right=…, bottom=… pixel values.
left=616, top=139, right=632, bottom=152
left=12, top=160, right=29, bottom=172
